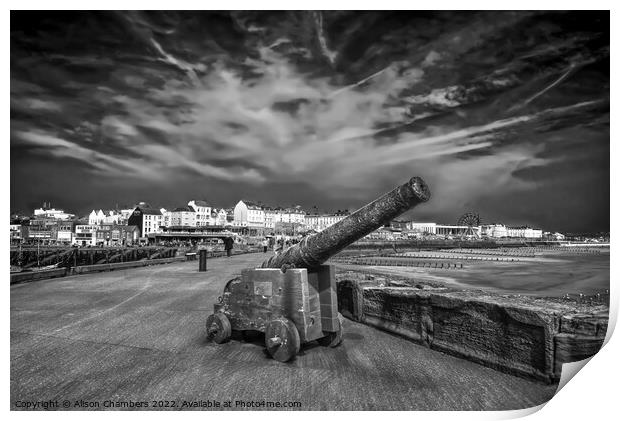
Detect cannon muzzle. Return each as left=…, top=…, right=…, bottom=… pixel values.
left=261, top=176, right=430, bottom=269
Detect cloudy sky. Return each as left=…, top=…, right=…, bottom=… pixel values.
left=10, top=11, right=609, bottom=232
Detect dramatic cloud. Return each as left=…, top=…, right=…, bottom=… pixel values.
left=10, top=11, right=609, bottom=232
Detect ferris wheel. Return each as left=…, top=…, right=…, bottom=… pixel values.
left=457, top=212, right=481, bottom=237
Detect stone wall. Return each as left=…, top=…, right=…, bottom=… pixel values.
left=337, top=277, right=608, bottom=383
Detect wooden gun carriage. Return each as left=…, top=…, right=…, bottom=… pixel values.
left=206, top=176, right=431, bottom=362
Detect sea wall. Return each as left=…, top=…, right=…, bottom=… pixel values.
left=337, top=276, right=608, bottom=383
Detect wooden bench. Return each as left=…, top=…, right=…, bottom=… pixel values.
left=185, top=252, right=197, bottom=261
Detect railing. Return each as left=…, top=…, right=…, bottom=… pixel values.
left=9, top=245, right=263, bottom=285
left=10, top=256, right=186, bottom=285
left=9, top=246, right=179, bottom=269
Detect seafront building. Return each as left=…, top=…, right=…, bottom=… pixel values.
left=506, top=227, right=544, bottom=239
left=214, top=208, right=228, bottom=226
left=303, top=212, right=349, bottom=232
left=54, top=220, right=76, bottom=244
left=480, top=224, right=508, bottom=238
left=480, top=224, right=543, bottom=239
left=94, top=225, right=139, bottom=246
left=33, top=203, right=75, bottom=220
left=395, top=221, right=479, bottom=237
left=168, top=206, right=197, bottom=227
left=264, top=207, right=305, bottom=229
left=10, top=224, right=26, bottom=245
left=74, top=225, right=97, bottom=246
left=74, top=224, right=139, bottom=246
left=233, top=201, right=307, bottom=228
left=127, top=205, right=163, bottom=238
left=88, top=210, right=105, bottom=225
left=233, top=200, right=266, bottom=228
left=25, top=217, right=57, bottom=242
left=88, top=209, right=134, bottom=226
left=188, top=200, right=213, bottom=226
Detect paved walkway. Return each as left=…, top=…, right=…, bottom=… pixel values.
left=11, top=253, right=557, bottom=410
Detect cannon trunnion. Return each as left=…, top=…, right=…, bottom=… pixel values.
left=206, top=176, right=430, bottom=362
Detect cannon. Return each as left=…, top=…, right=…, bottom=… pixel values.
left=206, top=176, right=431, bottom=362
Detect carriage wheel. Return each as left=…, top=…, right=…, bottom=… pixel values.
left=265, top=318, right=300, bottom=362
left=318, top=313, right=345, bottom=348
left=223, top=277, right=240, bottom=294
left=206, top=313, right=231, bottom=344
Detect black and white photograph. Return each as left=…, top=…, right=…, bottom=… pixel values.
left=9, top=8, right=612, bottom=413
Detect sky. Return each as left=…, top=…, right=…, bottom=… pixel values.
left=10, top=11, right=609, bottom=232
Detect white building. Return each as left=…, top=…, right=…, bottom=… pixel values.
left=221, top=209, right=231, bottom=225
left=89, top=209, right=127, bottom=225
left=168, top=207, right=197, bottom=227
left=480, top=224, right=508, bottom=238
left=435, top=224, right=479, bottom=236
left=57, top=230, right=74, bottom=244
left=188, top=200, right=213, bottom=226
left=160, top=208, right=170, bottom=227
left=34, top=206, right=74, bottom=220
left=365, top=227, right=404, bottom=240
left=262, top=207, right=305, bottom=231
left=213, top=208, right=228, bottom=226
left=506, top=227, right=543, bottom=239
left=548, top=232, right=566, bottom=241
left=407, top=222, right=438, bottom=234
left=119, top=208, right=134, bottom=223
left=480, top=224, right=542, bottom=239
left=88, top=210, right=101, bottom=225
left=234, top=200, right=266, bottom=227
left=91, top=208, right=133, bottom=225
left=303, top=213, right=347, bottom=232
left=143, top=211, right=163, bottom=237
left=10, top=224, right=23, bottom=243
left=394, top=221, right=480, bottom=237
left=74, top=225, right=97, bottom=246
left=103, top=211, right=126, bottom=225
left=264, top=209, right=275, bottom=229
left=273, top=208, right=305, bottom=224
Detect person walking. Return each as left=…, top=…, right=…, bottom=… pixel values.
left=262, top=238, right=268, bottom=253
left=224, top=236, right=234, bottom=258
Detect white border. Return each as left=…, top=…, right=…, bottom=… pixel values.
left=4, top=3, right=616, bottom=420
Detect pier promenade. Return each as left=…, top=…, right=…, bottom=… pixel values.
left=11, top=253, right=557, bottom=410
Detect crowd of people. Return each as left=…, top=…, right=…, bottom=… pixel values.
left=260, top=236, right=301, bottom=254
left=147, top=233, right=306, bottom=259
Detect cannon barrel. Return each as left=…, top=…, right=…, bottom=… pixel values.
left=261, top=176, right=431, bottom=269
